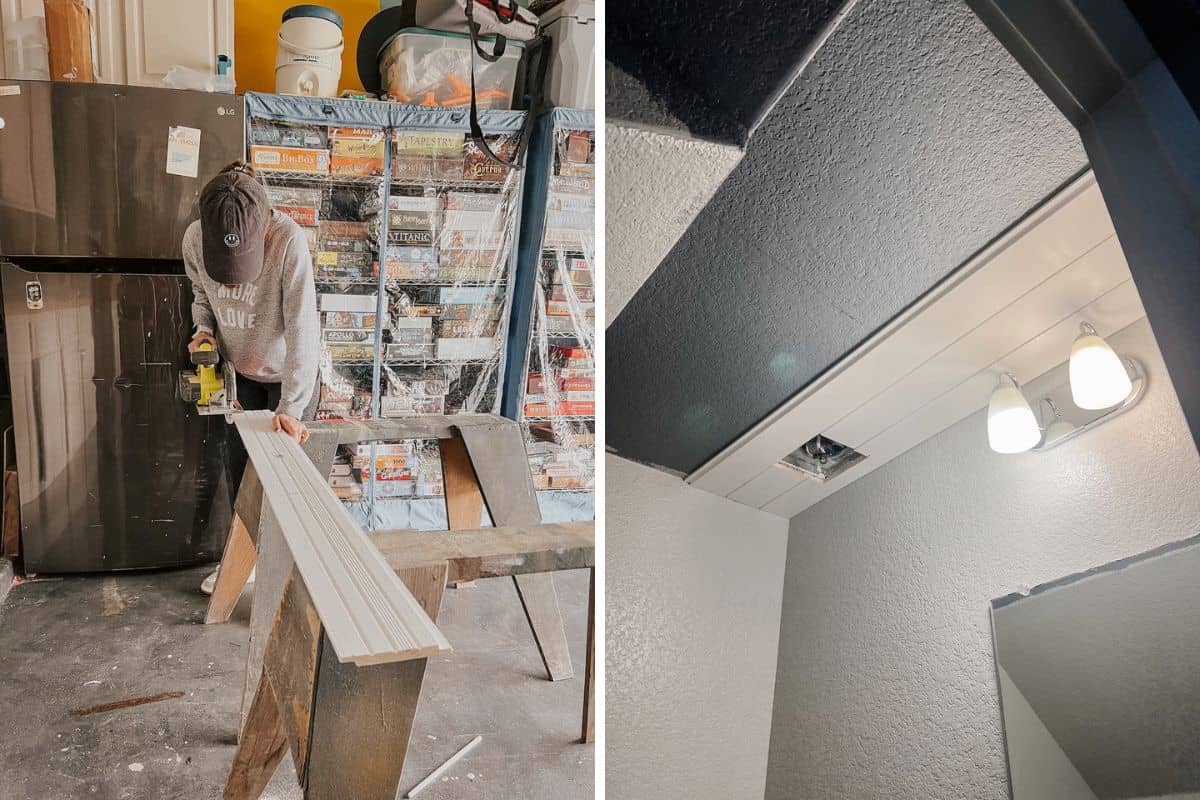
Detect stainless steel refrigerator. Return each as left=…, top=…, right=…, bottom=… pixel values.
left=0, top=81, right=244, bottom=572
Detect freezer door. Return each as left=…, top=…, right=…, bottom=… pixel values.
left=2, top=263, right=231, bottom=572
left=0, top=80, right=243, bottom=259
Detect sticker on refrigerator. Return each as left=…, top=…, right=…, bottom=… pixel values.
left=166, top=125, right=201, bottom=178
left=25, top=280, right=42, bottom=309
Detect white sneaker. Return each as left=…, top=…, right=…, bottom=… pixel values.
left=200, top=566, right=255, bottom=596
left=200, top=567, right=219, bottom=595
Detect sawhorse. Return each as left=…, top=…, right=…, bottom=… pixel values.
left=205, top=415, right=596, bottom=799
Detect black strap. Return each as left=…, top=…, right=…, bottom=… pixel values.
left=463, top=0, right=546, bottom=169
left=464, top=0, right=509, bottom=61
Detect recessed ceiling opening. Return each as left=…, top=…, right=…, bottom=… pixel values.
left=777, top=434, right=865, bottom=482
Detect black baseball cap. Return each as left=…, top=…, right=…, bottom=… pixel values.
left=199, top=169, right=269, bottom=284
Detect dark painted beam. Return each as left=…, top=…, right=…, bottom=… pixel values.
left=606, top=0, right=854, bottom=145
left=967, top=0, right=1200, bottom=457
left=604, top=57, right=738, bottom=143
left=1124, top=1, right=1200, bottom=119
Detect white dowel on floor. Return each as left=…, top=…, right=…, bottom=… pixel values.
left=406, top=735, right=483, bottom=798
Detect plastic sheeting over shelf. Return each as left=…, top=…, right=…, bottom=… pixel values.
left=345, top=490, right=595, bottom=531
left=244, top=94, right=528, bottom=526
left=518, top=113, right=596, bottom=493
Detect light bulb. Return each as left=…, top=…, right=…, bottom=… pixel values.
left=1069, top=322, right=1132, bottom=410
left=987, top=375, right=1040, bottom=454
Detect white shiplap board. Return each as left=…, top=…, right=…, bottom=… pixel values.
left=695, top=172, right=1148, bottom=518
left=235, top=411, right=451, bottom=665
left=760, top=280, right=1145, bottom=517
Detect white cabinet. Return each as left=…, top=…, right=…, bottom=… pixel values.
left=0, top=0, right=232, bottom=86
left=122, top=0, right=232, bottom=86
left=90, top=0, right=126, bottom=84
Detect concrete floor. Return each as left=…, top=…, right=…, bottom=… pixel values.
left=0, top=565, right=593, bottom=799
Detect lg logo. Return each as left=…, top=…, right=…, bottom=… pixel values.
left=224, top=233, right=240, bottom=248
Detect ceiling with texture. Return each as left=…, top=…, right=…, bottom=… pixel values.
left=606, top=0, right=1089, bottom=476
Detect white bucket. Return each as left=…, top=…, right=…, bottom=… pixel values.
left=275, top=9, right=343, bottom=97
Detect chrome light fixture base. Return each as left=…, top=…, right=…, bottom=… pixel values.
left=1032, top=356, right=1146, bottom=452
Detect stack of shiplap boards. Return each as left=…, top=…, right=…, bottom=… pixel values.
left=234, top=411, right=450, bottom=665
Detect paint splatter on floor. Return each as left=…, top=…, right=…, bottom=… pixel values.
left=101, top=578, right=125, bottom=617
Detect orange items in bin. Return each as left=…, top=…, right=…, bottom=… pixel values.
left=377, top=27, right=523, bottom=110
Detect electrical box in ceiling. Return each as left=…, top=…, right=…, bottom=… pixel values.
left=777, top=434, right=865, bottom=482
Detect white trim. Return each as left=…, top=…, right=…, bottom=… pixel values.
left=235, top=411, right=450, bottom=665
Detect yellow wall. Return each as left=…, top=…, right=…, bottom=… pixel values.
left=234, top=0, right=380, bottom=94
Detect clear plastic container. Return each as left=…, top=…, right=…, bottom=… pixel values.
left=5, top=16, right=50, bottom=81
left=378, top=27, right=522, bottom=109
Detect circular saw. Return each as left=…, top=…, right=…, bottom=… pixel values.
left=178, top=342, right=239, bottom=416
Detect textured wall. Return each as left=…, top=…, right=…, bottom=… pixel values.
left=607, top=0, right=1089, bottom=475
left=765, top=318, right=1200, bottom=799
left=606, top=124, right=742, bottom=327
left=607, top=455, right=788, bottom=799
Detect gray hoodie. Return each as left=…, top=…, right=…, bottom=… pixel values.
left=183, top=210, right=320, bottom=418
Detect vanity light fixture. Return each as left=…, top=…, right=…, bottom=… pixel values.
left=987, top=321, right=1145, bottom=454
left=1040, top=398, right=1076, bottom=446
left=1069, top=322, right=1133, bottom=410
left=987, top=373, right=1041, bottom=454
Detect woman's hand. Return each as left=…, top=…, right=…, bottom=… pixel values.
left=188, top=331, right=218, bottom=354
left=273, top=412, right=309, bottom=444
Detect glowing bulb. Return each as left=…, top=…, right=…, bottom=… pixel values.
left=987, top=374, right=1040, bottom=454
left=1069, top=323, right=1132, bottom=410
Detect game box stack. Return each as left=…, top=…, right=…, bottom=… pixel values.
left=329, top=127, right=385, bottom=176
left=380, top=367, right=449, bottom=417
left=523, top=347, right=595, bottom=418
left=249, top=119, right=331, bottom=175
left=436, top=286, right=503, bottom=360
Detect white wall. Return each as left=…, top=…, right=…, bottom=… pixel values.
left=765, top=318, right=1200, bottom=799
left=997, top=666, right=1097, bottom=800
left=607, top=455, right=789, bottom=800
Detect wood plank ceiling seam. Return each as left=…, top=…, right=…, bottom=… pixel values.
left=234, top=411, right=451, bottom=666
left=687, top=172, right=1108, bottom=495
left=759, top=279, right=1145, bottom=516
left=727, top=232, right=1129, bottom=507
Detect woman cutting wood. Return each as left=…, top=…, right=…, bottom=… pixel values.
left=182, top=162, right=321, bottom=594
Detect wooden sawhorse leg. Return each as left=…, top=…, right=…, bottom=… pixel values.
left=440, top=432, right=575, bottom=681
left=221, top=563, right=448, bottom=800
left=206, top=465, right=263, bottom=625
left=205, top=513, right=256, bottom=624
left=222, top=673, right=288, bottom=799
left=581, top=566, right=596, bottom=744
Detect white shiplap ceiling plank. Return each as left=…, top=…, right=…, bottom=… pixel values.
left=690, top=173, right=1112, bottom=497
left=824, top=235, right=1130, bottom=446
left=731, top=235, right=1129, bottom=509
left=728, top=463, right=804, bottom=507
left=760, top=280, right=1146, bottom=517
